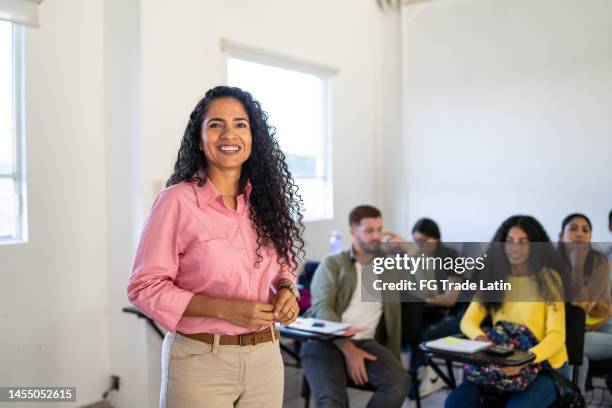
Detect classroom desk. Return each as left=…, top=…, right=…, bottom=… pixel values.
left=420, top=339, right=536, bottom=389
left=276, top=325, right=351, bottom=366
left=277, top=325, right=339, bottom=342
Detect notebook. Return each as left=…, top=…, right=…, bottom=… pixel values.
left=425, top=336, right=491, bottom=354
left=286, top=317, right=351, bottom=334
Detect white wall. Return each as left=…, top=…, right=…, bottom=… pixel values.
left=401, top=0, right=612, bottom=242
left=140, top=0, right=402, bottom=261
left=104, top=1, right=156, bottom=407
left=0, top=0, right=111, bottom=406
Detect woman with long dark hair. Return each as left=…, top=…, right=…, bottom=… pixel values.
left=558, top=213, right=611, bottom=392
left=128, top=86, right=304, bottom=407
left=445, top=215, right=568, bottom=408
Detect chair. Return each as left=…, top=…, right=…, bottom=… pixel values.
left=298, top=260, right=319, bottom=288
left=296, top=261, right=319, bottom=313
left=404, top=300, right=461, bottom=407
left=564, top=303, right=586, bottom=385
left=542, top=303, right=586, bottom=408
left=402, top=301, right=425, bottom=408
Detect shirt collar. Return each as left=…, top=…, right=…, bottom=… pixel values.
left=192, top=170, right=252, bottom=209
left=348, top=245, right=357, bottom=264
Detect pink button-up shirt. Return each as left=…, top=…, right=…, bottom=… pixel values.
left=127, top=177, right=295, bottom=335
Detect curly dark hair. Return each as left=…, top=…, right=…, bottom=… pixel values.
left=480, top=215, right=565, bottom=313
left=167, top=86, right=305, bottom=272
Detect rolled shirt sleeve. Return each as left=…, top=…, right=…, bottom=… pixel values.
left=127, top=190, right=194, bottom=332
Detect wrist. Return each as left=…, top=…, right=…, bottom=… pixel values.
left=206, top=295, right=229, bottom=320
left=277, top=279, right=300, bottom=301
left=277, top=278, right=293, bottom=290
left=277, top=287, right=291, bottom=296
left=340, top=340, right=355, bottom=354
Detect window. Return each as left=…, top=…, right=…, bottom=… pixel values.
left=0, top=21, right=26, bottom=243
left=227, top=52, right=333, bottom=222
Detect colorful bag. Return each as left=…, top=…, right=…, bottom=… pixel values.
left=464, top=321, right=543, bottom=393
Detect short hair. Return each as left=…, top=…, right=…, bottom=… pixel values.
left=349, top=205, right=382, bottom=226
left=609, top=209, right=612, bottom=227
left=412, top=218, right=441, bottom=240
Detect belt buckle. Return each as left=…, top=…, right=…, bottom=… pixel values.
left=238, top=334, right=255, bottom=346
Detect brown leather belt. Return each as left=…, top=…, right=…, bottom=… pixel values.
left=180, top=327, right=280, bottom=346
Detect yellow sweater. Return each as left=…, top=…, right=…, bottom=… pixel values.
left=460, top=274, right=568, bottom=369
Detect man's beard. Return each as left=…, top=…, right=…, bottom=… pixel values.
left=356, top=237, right=381, bottom=254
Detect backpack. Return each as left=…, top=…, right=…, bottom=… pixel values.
left=464, top=321, right=542, bottom=393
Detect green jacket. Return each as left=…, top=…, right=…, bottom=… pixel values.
left=305, top=248, right=402, bottom=358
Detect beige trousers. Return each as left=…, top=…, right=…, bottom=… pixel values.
left=160, top=328, right=284, bottom=408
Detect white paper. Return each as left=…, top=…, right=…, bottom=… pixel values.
left=285, top=317, right=351, bottom=334
left=425, top=336, right=491, bottom=354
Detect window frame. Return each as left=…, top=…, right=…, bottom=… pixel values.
left=222, top=39, right=336, bottom=222
left=0, top=22, right=27, bottom=244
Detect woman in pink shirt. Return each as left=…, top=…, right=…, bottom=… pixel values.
left=128, top=86, right=304, bottom=407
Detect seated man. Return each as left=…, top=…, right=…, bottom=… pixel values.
left=300, top=205, right=410, bottom=408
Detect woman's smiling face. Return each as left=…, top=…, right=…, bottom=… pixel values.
left=505, top=226, right=530, bottom=266
left=200, top=97, right=253, bottom=172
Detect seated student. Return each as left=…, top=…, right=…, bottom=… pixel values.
left=300, top=205, right=410, bottom=408
left=403, top=218, right=466, bottom=398
left=558, top=213, right=612, bottom=392
left=445, top=215, right=569, bottom=408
